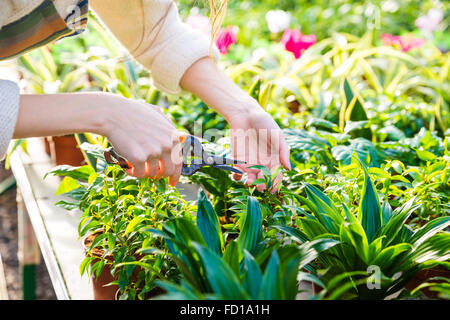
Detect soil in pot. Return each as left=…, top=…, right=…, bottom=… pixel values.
left=48, top=135, right=85, bottom=166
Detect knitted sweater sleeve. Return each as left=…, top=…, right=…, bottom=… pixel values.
left=90, top=0, right=219, bottom=94
left=0, top=80, right=20, bottom=160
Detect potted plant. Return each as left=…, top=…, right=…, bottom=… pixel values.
left=148, top=190, right=338, bottom=299
left=277, top=156, right=450, bottom=299
left=48, top=143, right=196, bottom=300
left=46, top=135, right=85, bottom=166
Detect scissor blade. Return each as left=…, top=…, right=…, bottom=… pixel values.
left=223, top=158, right=246, bottom=165
left=208, top=155, right=246, bottom=165
left=212, top=164, right=244, bottom=175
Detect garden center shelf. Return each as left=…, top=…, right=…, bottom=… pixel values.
left=10, top=138, right=93, bottom=299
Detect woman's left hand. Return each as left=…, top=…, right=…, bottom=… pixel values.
left=226, top=101, right=291, bottom=193
left=180, top=57, right=291, bottom=192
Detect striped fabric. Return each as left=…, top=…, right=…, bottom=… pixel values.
left=0, top=0, right=88, bottom=61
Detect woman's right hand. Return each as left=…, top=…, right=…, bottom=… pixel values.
left=100, top=94, right=184, bottom=185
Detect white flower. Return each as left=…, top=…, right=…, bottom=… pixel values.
left=44, top=80, right=61, bottom=94
left=265, top=10, right=291, bottom=34
left=252, top=47, right=268, bottom=61
left=415, top=8, right=443, bottom=33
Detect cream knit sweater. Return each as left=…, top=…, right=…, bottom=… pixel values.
left=0, top=0, right=217, bottom=159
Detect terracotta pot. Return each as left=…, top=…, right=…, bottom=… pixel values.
left=83, top=232, right=118, bottom=300
left=43, top=137, right=51, bottom=156
left=405, top=267, right=450, bottom=299
left=48, top=135, right=85, bottom=166
left=83, top=231, right=146, bottom=300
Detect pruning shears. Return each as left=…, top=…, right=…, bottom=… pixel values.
left=103, top=135, right=246, bottom=176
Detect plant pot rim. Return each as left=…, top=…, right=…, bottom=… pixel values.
left=83, top=229, right=114, bottom=261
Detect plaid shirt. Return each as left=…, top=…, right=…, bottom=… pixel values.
left=0, top=0, right=88, bottom=60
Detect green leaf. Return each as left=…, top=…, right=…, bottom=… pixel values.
left=409, top=233, right=450, bottom=264
left=416, top=149, right=437, bottom=162
left=55, top=200, right=79, bottom=211
left=277, top=245, right=304, bottom=299
left=79, top=256, right=94, bottom=276
left=237, top=196, right=263, bottom=254
left=306, top=118, right=339, bottom=132
left=371, top=243, right=412, bottom=272
left=192, top=243, right=248, bottom=299
left=125, top=216, right=144, bottom=234
left=356, top=156, right=381, bottom=243
left=88, top=233, right=107, bottom=252
left=46, top=164, right=95, bottom=181
left=344, top=120, right=369, bottom=134
left=273, top=225, right=309, bottom=243
left=379, top=200, right=419, bottom=247
left=259, top=250, right=282, bottom=300
left=222, top=240, right=241, bottom=278
left=298, top=217, right=330, bottom=239
left=304, top=183, right=342, bottom=234
left=409, top=217, right=450, bottom=249
left=196, top=190, right=223, bottom=255
left=242, top=249, right=263, bottom=299
left=55, top=176, right=81, bottom=195
left=340, top=222, right=369, bottom=264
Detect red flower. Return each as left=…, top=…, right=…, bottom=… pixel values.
left=381, top=34, right=425, bottom=52
left=281, top=29, right=316, bottom=59
left=216, top=26, right=238, bottom=55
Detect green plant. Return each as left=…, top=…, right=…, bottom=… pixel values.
left=149, top=190, right=338, bottom=299
left=278, top=156, right=450, bottom=299
left=48, top=143, right=196, bottom=300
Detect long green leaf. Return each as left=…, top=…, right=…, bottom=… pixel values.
left=242, top=250, right=263, bottom=299
left=273, top=225, right=310, bottom=243
left=379, top=202, right=420, bottom=247
left=259, top=250, right=282, bottom=300
left=356, top=156, right=381, bottom=243
left=197, top=190, right=223, bottom=255
left=409, top=217, right=450, bottom=249
left=192, top=243, right=248, bottom=299
left=222, top=240, right=241, bottom=278
left=237, top=196, right=263, bottom=254
left=304, top=184, right=342, bottom=234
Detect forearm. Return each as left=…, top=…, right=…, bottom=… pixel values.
left=180, top=57, right=263, bottom=121
left=13, top=93, right=110, bottom=139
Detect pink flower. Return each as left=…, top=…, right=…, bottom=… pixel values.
left=215, top=26, right=238, bottom=55
left=281, top=29, right=316, bottom=59
left=185, top=14, right=211, bottom=35
left=381, top=34, right=425, bottom=52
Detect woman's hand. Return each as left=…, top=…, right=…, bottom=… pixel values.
left=227, top=101, right=291, bottom=192
left=181, top=57, right=291, bottom=192
left=16, top=92, right=184, bottom=185
left=101, top=94, right=184, bottom=184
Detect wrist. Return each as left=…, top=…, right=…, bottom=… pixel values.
left=220, top=96, right=265, bottom=122
left=84, top=92, right=118, bottom=137
left=181, top=57, right=264, bottom=121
